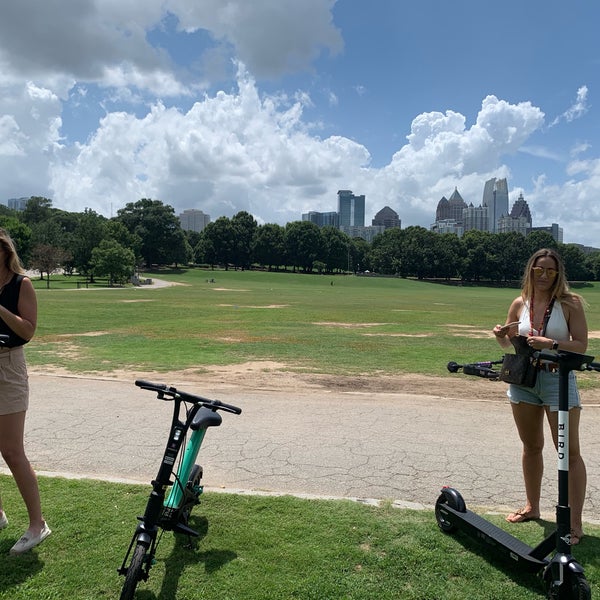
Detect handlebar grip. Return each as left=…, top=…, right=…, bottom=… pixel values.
left=135, top=379, right=166, bottom=390
left=213, top=400, right=242, bottom=415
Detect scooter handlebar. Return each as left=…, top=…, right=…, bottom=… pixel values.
left=446, top=359, right=502, bottom=380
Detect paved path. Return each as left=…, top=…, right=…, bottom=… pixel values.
left=10, top=374, right=600, bottom=523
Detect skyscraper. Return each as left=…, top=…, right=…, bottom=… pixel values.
left=482, top=177, right=509, bottom=233
left=337, top=190, right=365, bottom=227
left=179, top=209, right=210, bottom=232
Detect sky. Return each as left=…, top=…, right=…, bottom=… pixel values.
left=1, top=1, right=599, bottom=245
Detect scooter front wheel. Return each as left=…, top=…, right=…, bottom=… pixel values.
left=544, top=569, right=591, bottom=600
left=120, top=542, right=149, bottom=600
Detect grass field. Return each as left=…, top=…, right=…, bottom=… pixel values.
left=4, top=269, right=598, bottom=598
left=28, top=268, right=600, bottom=384
left=1, top=475, right=599, bottom=600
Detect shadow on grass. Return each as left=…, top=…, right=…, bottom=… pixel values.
left=539, top=516, right=600, bottom=570
left=134, top=515, right=237, bottom=600
left=445, top=525, right=548, bottom=596
left=0, top=540, right=44, bottom=592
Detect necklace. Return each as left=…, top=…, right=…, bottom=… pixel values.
left=529, top=293, right=554, bottom=335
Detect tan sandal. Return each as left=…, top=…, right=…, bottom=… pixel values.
left=506, top=508, right=540, bottom=523
left=570, top=529, right=584, bottom=545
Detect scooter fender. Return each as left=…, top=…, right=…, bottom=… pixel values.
left=439, top=486, right=467, bottom=512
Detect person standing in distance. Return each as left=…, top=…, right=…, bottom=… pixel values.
left=493, top=248, right=587, bottom=545
left=0, top=229, right=51, bottom=554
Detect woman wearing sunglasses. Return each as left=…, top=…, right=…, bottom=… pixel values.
left=492, top=248, right=588, bottom=545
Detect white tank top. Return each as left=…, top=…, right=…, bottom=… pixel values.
left=518, top=299, right=570, bottom=341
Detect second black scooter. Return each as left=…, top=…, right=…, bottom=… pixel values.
left=436, top=349, right=597, bottom=599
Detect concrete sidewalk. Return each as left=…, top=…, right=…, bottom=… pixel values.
left=11, top=373, right=600, bottom=523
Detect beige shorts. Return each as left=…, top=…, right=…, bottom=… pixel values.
left=0, top=346, right=29, bottom=415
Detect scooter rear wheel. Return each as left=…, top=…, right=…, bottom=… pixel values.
left=435, top=488, right=465, bottom=533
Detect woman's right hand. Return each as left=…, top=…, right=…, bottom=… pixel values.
left=493, top=321, right=520, bottom=339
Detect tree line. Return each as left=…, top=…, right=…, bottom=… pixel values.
left=2, top=196, right=599, bottom=284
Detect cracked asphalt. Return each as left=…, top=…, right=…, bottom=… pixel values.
left=12, top=373, right=600, bottom=523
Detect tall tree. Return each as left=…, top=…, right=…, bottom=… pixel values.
left=320, top=226, right=350, bottom=273
left=284, top=221, right=323, bottom=272
left=231, top=211, right=257, bottom=269
left=70, top=209, right=108, bottom=279
left=116, top=199, right=185, bottom=267
left=197, top=217, right=236, bottom=269
left=253, top=223, right=286, bottom=270
left=91, top=239, right=136, bottom=285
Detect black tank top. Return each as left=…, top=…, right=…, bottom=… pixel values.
left=0, top=274, right=29, bottom=347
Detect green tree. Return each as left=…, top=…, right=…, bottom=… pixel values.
left=560, top=244, right=592, bottom=281
left=526, top=231, right=558, bottom=256
left=253, top=223, right=286, bottom=270
left=350, top=237, right=371, bottom=273
left=284, top=221, right=323, bottom=272
left=21, top=197, right=53, bottom=226
left=116, top=199, right=185, bottom=267
left=231, top=211, right=257, bottom=270
left=69, top=209, right=108, bottom=279
left=369, top=228, right=403, bottom=274
left=0, top=217, right=32, bottom=266
left=434, top=233, right=463, bottom=279
left=460, top=230, right=496, bottom=281
left=196, top=217, right=236, bottom=269
left=91, top=239, right=136, bottom=286
left=29, top=244, right=71, bottom=287
left=320, top=226, right=350, bottom=273
left=495, top=232, right=529, bottom=282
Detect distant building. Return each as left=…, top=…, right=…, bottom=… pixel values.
left=531, top=223, right=563, bottom=244
left=372, top=206, right=401, bottom=229
left=436, top=188, right=467, bottom=222
left=482, top=177, right=509, bottom=233
left=431, top=188, right=467, bottom=235
left=337, top=190, right=365, bottom=227
left=340, top=225, right=385, bottom=242
left=498, top=193, right=532, bottom=235
left=302, top=211, right=339, bottom=227
left=431, top=219, right=463, bottom=236
left=463, top=204, right=489, bottom=232
left=179, top=209, right=210, bottom=232
left=6, top=197, right=28, bottom=211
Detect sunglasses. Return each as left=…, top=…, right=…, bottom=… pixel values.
left=531, top=266, right=558, bottom=278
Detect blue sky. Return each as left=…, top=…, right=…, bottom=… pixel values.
left=0, top=1, right=599, bottom=245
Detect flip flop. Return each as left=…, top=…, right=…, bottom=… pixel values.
left=571, top=529, right=584, bottom=545
left=506, top=508, right=540, bottom=523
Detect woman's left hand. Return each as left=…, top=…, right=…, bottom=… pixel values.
left=527, top=336, right=550, bottom=350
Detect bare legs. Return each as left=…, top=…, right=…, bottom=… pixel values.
left=508, top=402, right=545, bottom=521
left=509, top=402, right=587, bottom=541
left=0, top=411, right=45, bottom=536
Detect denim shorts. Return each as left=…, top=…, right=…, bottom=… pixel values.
left=507, top=369, right=581, bottom=412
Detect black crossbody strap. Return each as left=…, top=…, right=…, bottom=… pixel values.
left=541, top=297, right=556, bottom=337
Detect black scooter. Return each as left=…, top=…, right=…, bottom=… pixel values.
left=436, top=349, right=597, bottom=599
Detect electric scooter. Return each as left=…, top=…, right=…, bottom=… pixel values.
left=436, top=349, right=597, bottom=599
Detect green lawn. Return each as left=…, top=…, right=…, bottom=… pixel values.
left=28, top=269, right=600, bottom=385
left=1, top=475, right=597, bottom=600
left=6, top=270, right=599, bottom=598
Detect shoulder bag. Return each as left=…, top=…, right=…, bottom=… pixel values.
left=499, top=298, right=555, bottom=388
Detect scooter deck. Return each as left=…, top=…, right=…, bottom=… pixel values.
left=441, top=504, right=550, bottom=573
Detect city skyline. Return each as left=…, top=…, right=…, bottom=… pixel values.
left=1, top=2, right=599, bottom=246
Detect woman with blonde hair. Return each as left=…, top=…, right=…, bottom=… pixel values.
left=493, top=248, right=588, bottom=545
left=0, top=229, right=51, bottom=554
